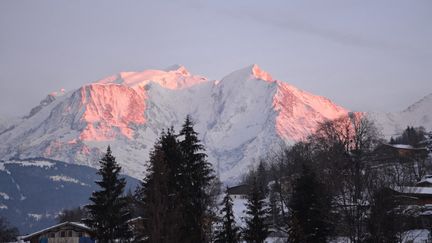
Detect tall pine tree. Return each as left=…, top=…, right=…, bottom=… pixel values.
left=288, top=164, right=332, bottom=243
left=178, top=115, right=215, bottom=242
left=84, top=146, right=131, bottom=243
left=367, top=188, right=399, bottom=243
left=0, top=217, right=18, bottom=242
left=138, top=129, right=182, bottom=243
left=137, top=117, right=215, bottom=242
left=243, top=176, right=269, bottom=243
left=215, top=189, right=240, bottom=243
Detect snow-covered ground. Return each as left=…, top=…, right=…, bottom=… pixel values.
left=402, top=229, right=430, bottom=243
left=231, top=197, right=248, bottom=228
left=49, top=175, right=89, bottom=186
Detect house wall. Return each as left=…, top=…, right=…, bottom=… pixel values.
left=419, top=198, right=432, bottom=205
left=229, top=194, right=247, bottom=200
left=47, top=237, right=79, bottom=243
left=27, top=229, right=93, bottom=243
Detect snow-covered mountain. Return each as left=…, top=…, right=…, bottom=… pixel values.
left=1, top=64, right=429, bottom=233
left=369, top=93, right=432, bottom=138
left=0, top=64, right=349, bottom=182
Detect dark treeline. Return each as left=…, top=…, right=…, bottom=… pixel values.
left=52, top=114, right=431, bottom=243
left=79, top=115, right=223, bottom=243
left=389, top=126, right=427, bottom=147
left=135, top=116, right=218, bottom=243
left=242, top=114, right=432, bottom=242
left=0, top=216, right=18, bottom=242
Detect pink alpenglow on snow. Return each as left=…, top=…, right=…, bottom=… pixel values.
left=43, top=140, right=64, bottom=157
left=79, top=84, right=147, bottom=141
left=78, top=65, right=208, bottom=141
left=98, top=65, right=208, bottom=90
left=0, top=64, right=362, bottom=181
left=272, top=81, right=349, bottom=140
left=49, top=88, right=66, bottom=97
left=251, top=64, right=273, bottom=82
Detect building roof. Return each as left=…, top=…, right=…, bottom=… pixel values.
left=385, top=143, right=427, bottom=151
left=394, top=186, right=432, bottom=196
left=22, top=221, right=92, bottom=240
left=227, top=184, right=250, bottom=195
left=417, top=175, right=432, bottom=186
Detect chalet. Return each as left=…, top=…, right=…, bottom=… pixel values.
left=394, top=186, right=432, bottom=205
left=376, top=143, right=428, bottom=158
left=21, top=221, right=94, bottom=243
left=227, top=184, right=250, bottom=199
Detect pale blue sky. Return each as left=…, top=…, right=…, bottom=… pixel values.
left=0, top=0, right=431, bottom=116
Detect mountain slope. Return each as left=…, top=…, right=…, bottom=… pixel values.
left=0, top=64, right=350, bottom=182
left=369, top=93, right=432, bottom=137
left=0, top=158, right=139, bottom=234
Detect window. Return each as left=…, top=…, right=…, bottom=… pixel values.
left=50, top=233, right=55, bottom=238
left=68, top=231, right=72, bottom=237
left=60, top=231, right=66, bottom=237
left=78, top=232, right=83, bottom=237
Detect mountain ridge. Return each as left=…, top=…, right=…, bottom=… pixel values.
left=0, top=65, right=429, bottom=182
left=369, top=92, right=432, bottom=137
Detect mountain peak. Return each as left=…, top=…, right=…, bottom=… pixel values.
left=403, top=92, right=432, bottom=113
left=250, top=64, right=273, bottom=82
left=94, top=65, right=206, bottom=90
left=221, top=64, right=274, bottom=84
left=164, top=64, right=190, bottom=76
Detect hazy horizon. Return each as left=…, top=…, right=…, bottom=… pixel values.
left=1, top=0, right=431, bottom=117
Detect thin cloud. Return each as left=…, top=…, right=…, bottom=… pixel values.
left=180, top=1, right=430, bottom=60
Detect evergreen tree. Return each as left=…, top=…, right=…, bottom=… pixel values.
left=268, top=184, right=282, bottom=229
left=178, top=115, right=215, bottom=242
left=288, top=164, right=332, bottom=243
left=215, top=189, right=240, bottom=243
left=137, top=117, right=215, bottom=242
left=58, top=206, right=86, bottom=223
left=243, top=176, right=269, bottom=243
left=141, top=138, right=169, bottom=243
left=392, top=126, right=426, bottom=147
left=0, top=217, right=18, bottom=242
left=136, top=128, right=183, bottom=242
left=366, top=188, right=399, bottom=243
left=256, top=161, right=268, bottom=197
left=426, top=131, right=432, bottom=153
left=138, top=130, right=181, bottom=243
left=84, top=146, right=131, bottom=243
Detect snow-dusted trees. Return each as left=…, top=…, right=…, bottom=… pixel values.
left=366, top=188, right=400, bottom=243
left=251, top=114, right=432, bottom=242
left=84, top=146, right=132, bottom=242
left=287, top=164, right=333, bottom=243
left=390, top=126, right=427, bottom=147
left=58, top=206, right=86, bottom=223
left=243, top=176, right=269, bottom=243
left=215, top=189, right=240, bottom=243
left=308, top=114, right=382, bottom=242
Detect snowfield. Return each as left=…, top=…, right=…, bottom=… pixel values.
left=49, top=175, right=89, bottom=186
